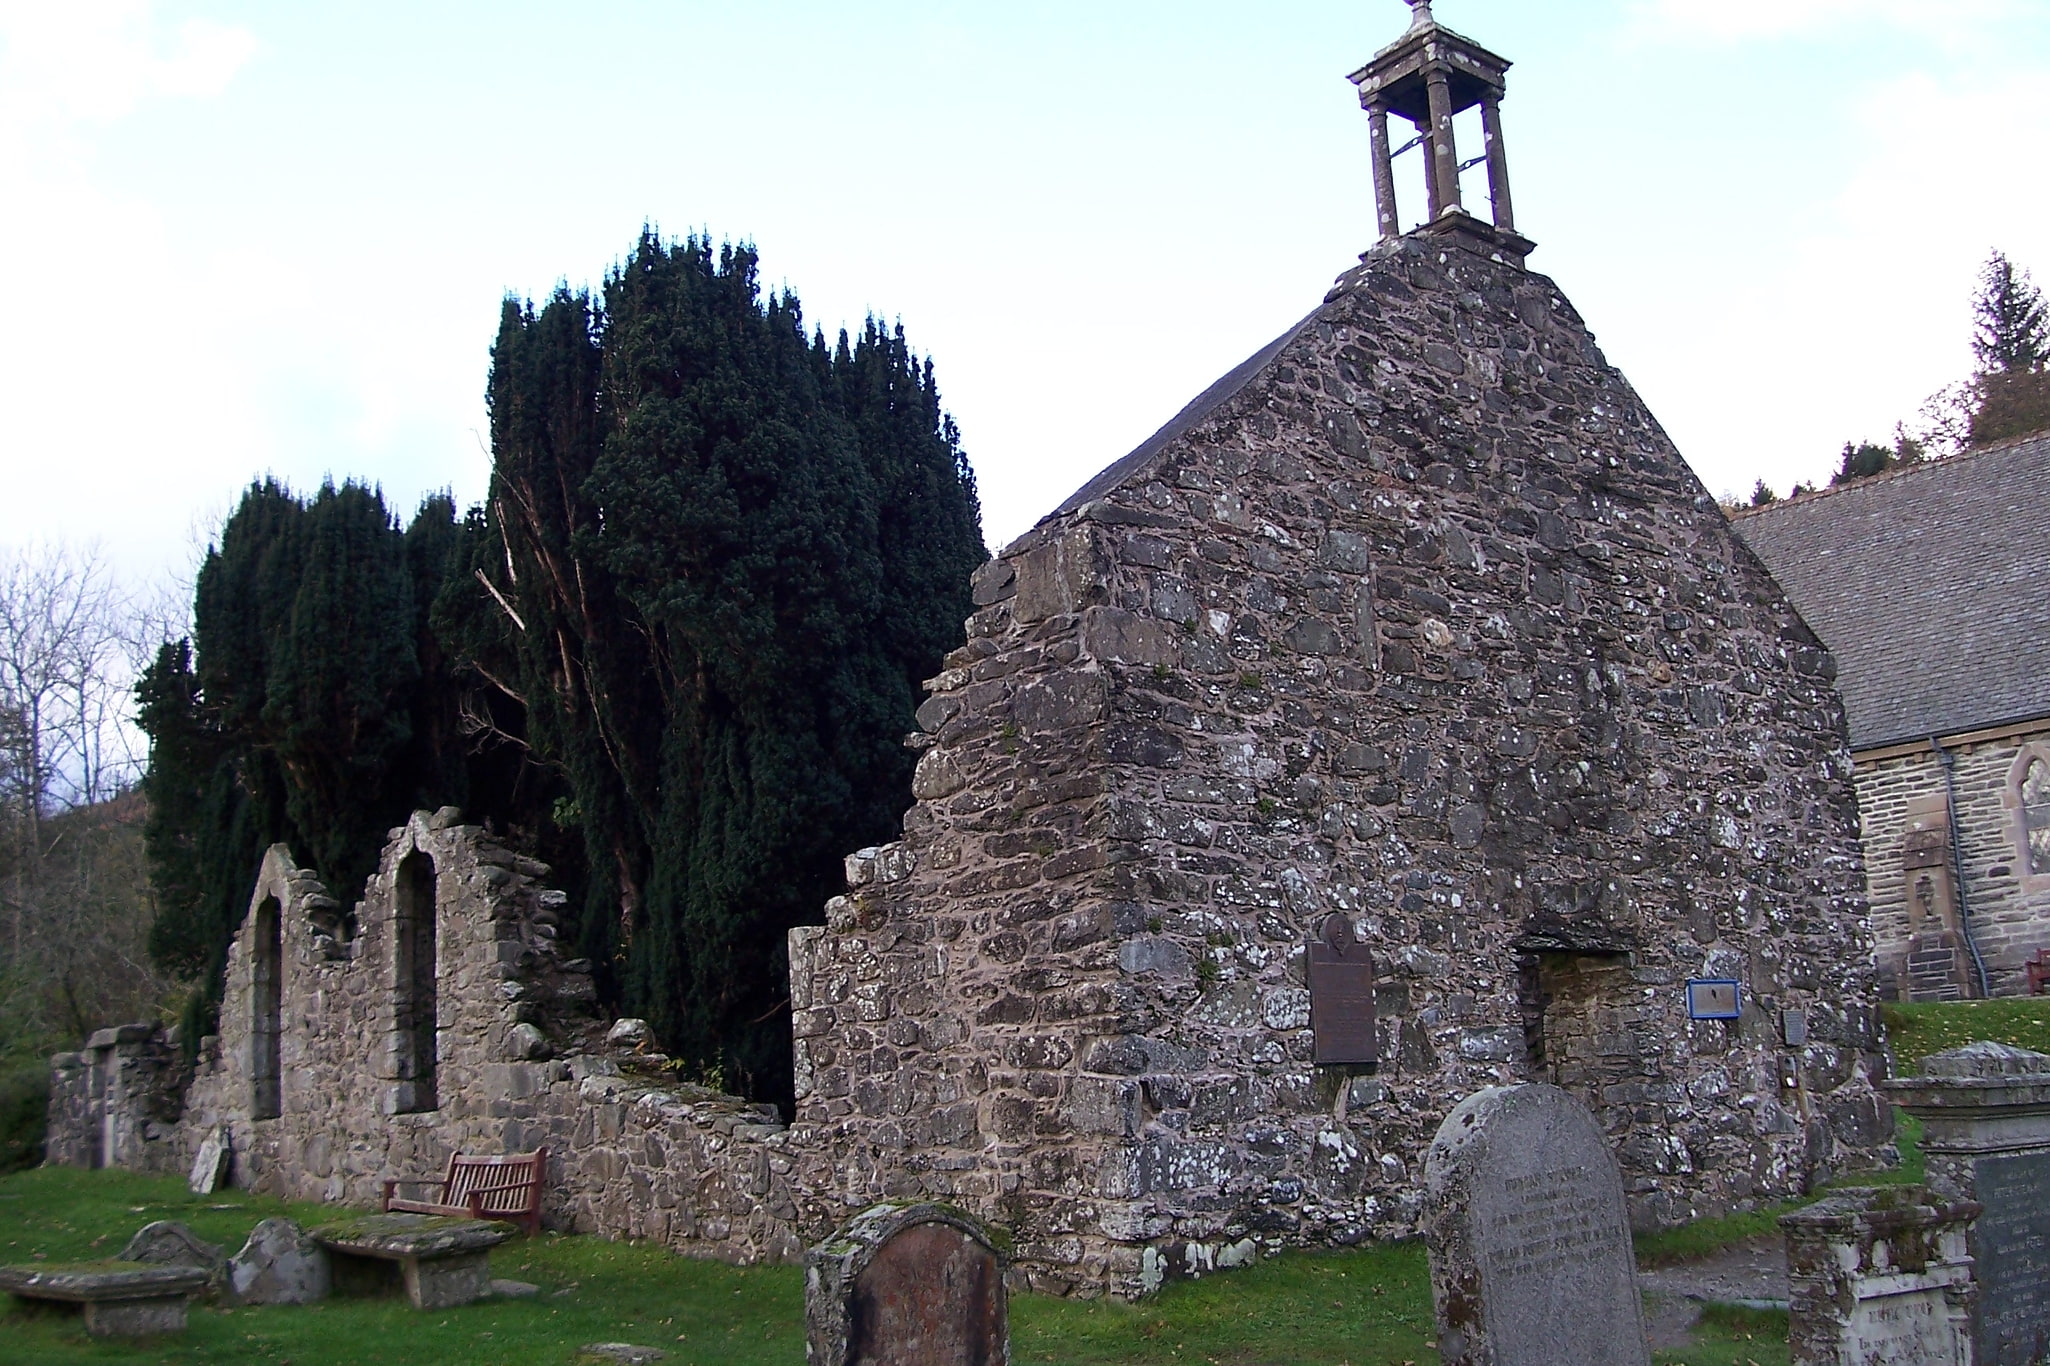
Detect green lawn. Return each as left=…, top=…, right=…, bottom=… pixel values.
left=1, top=1167, right=1783, bottom=1365
left=1882, top=997, right=2050, bottom=1074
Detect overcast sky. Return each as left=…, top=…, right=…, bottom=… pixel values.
left=4, top=0, right=2048, bottom=591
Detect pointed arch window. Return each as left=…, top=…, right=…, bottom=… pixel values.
left=2024, top=758, right=2050, bottom=875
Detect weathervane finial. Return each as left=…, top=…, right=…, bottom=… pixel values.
left=1406, top=0, right=1435, bottom=29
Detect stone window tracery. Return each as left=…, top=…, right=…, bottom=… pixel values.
left=2023, top=757, right=2050, bottom=876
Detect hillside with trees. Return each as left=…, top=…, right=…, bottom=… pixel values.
left=1747, top=249, right=2050, bottom=506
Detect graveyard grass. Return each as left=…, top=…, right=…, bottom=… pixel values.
left=1, top=1169, right=1786, bottom=1365
left=1882, top=996, right=2050, bottom=1073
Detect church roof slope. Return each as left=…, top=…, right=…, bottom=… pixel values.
left=1731, top=433, right=2050, bottom=749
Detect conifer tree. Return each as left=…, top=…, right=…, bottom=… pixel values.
left=457, top=232, right=985, bottom=1097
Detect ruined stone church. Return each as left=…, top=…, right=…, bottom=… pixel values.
left=50, top=1, right=1890, bottom=1299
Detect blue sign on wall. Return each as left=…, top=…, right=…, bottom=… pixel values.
left=1686, top=979, right=1742, bottom=1020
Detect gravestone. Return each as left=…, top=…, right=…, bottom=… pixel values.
left=119, top=1220, right=226, bottom=1299
left=1421, top=1083, right=1648, bottom=1366
left=1307, top=915, right=1376, bottom=1066
left=228, top=1218, right=331, bottom=1305
left=806, top=1202, right=1007, bottom=1366
left=1780, top=1186, right=1977, bottom=1365
left=1884, top=1040, right=2050, bottom=1365
left=188, top=1124, right=229, bottom=1195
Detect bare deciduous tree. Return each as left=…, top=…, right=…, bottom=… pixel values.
left=0, top=542, right=176, bottom=1052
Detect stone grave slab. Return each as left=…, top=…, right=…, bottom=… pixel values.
left=1780, top=1186, right=1977, bottom=1366
left=311, top=1212, right=514, bottom=1310
left=188, top=1124, right=230, bottom=1195
left=1421, top=1082, right=1648, bottom=1366
left=0, top=1261, right=210, bottom=1337
left=807, top=1201, right=1008, bottom=1366
left=229, top=1218, right=331, bottom=1305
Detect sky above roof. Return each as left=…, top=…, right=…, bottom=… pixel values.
left=5, top=0, right=2048, bottom=587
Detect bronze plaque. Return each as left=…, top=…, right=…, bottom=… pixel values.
left=1308, top=914, right=1376, bottom=1066
left=849, top=1219, right=1005, bottom=1366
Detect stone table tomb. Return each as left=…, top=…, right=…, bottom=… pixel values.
left=311, top=1212, right=514, bottom=1310
left=1780, top=1186, right=1978, bottom=1366
left=0, top=1262, right=212, bottom=1337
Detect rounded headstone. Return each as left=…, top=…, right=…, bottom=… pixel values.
left=1423, top=1083, right=1648, bottom=1366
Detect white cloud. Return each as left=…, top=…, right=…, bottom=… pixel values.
left=0, top=3, right=260, bottom=582
left=1627, top=0, right=2018, bottom=44
left=0, top=2, right=255, bottom=131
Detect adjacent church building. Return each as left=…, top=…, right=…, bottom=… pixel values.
left=1733, top=433, right=2050, bottom=1002
left=49, top=1, right=1894, bottom=1298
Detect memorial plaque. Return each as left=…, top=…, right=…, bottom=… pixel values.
left=1685, top=978, right=1740, bottom=1020
left=1972, top=1150, right=2050, bottom=1366
left=1422, top=1083, right=1648, bottom=1366
left=1307, top=915, right=1376, bottom=1067
left=807, top=1202, right=1008, bottom=1366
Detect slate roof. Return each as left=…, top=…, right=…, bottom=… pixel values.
left=1731, top=433, right=2050, bottom=750
left=1050, top=306, right=1324, bottom=519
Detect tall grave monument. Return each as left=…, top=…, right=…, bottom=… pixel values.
left=1886, top=1042, right=2050, bottom=1366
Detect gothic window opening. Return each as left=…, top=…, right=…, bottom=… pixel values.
left=251, top=896, right=282, bottom=1120
left=2024, top=758, right=2050, bottom=875
left=393, top=851, right=439, bottom=1113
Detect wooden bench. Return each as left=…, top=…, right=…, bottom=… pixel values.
left=2027, top=950, right=2050, bottom=996
left=381, top=1148, right=547, bottom=1236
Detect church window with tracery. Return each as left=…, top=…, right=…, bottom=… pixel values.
left=2023, top=758, right=2050, bottom=875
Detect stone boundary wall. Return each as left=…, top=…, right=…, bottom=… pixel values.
left=1855, top=730, right=2050, bottom=999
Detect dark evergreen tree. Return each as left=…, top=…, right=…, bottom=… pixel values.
left=457, top=233, right=985, bottom=1098
left=140, top=480, right=493, bottom=1030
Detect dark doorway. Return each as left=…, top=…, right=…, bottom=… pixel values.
left=251, top=896, right=282, bottom=1120
left=393, top=852, right=439, bottom=1113
left=1517, top=948, right=1634, bottom=1119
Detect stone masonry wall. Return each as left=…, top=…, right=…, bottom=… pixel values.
left=1854, top=730, right=2050, bottom=1000
left=50, top=812, right=808, bottom=1268
left=784, top=231, right=1890, bottom=1296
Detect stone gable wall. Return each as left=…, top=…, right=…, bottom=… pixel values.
left=783, top=234, right=1889, bottom=1296
left=1854, top=730, right=2050, bottom=1000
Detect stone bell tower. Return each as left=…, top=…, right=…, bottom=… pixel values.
left=1350, top=0, right=1534, bottom=265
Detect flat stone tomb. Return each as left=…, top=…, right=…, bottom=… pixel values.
left=806, top=1202, right=1008, bottom=1366
left=1780, top=1186, right=1977, bottom=1366
left=311, top=1213, right=514, bottom=1310
left=0, top=1262, right=211, bottom=1337
left=1422, top=1083, right=1648, bottom=1366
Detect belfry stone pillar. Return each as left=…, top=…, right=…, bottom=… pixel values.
left=1350, top=0, right=1535, bottom=265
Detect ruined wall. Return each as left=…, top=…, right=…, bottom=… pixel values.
left=49, top=812, right=807, bottom=1267
left=1854, top=730, right=2050, bottom=1000
left=785, top=232, right=1890, bottom=1296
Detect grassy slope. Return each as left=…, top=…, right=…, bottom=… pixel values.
left=1, top=1169, right=1782, bottom=1366
left=1882, top=997, right=2050, bottom=1074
